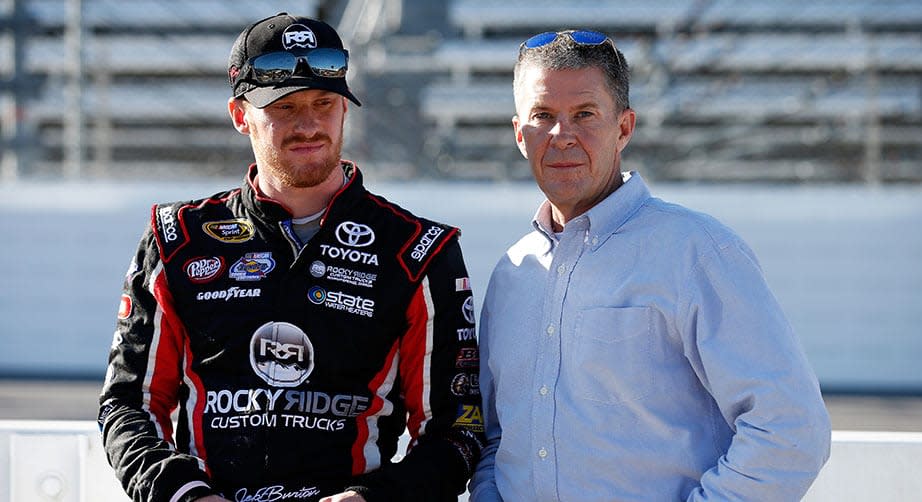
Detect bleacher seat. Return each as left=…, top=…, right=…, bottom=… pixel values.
left=24, top=0, right=319, bottom=29
left=661, top=34, right=922, bottom=73
left=31, top=81, right=229, bottom=122
left=0, top=35, right=229, bottom=75
left=695, top=0, right=922, bottom=29
left=449, top=0, right=699, bottom=37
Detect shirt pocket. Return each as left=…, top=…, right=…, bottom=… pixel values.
left=572, top=306, right=653, bottom=404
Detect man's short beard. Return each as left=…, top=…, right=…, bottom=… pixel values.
left=260, top=134, right=344, bottom=188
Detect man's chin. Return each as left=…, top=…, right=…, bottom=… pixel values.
left=286, top=163, right=340, bottom=188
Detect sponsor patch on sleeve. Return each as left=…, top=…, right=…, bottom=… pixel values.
left=153, top=204, right=188, bottom=262
left=117, top=294, right=132, bottom=319
left=455, top=347, right=479, bottom=368
left=398, top=222, right=456, bottom=281
left=98, top=399, right=117, bottom=432
left=455, top=277, right=471, bottom=291
left=454, top=404, right=484, bottom=433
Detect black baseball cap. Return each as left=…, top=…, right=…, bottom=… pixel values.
left=228, top=13, right=361, bottom=108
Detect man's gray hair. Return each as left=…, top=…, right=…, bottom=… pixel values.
left=513, top=30, right=631, bottom=112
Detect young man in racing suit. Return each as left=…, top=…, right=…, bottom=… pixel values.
left=98, top=14, right=483, bottom=502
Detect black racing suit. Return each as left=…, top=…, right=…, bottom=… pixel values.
left=99, top=163, right=484, bottom=502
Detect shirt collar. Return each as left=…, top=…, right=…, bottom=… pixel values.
left=532, top=171, right=652, bottom=250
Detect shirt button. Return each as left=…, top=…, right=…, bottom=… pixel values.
left=556, top=264, right=566, bottom=275
left=539, top=386, right=549, bottom=396
left=546, top=324, right=555, bottom=335
left=538, top=448, right=548, bottom=458
left=591, top=236, right=599, bottom=246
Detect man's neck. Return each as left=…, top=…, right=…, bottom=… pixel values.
left=257, top=166, right=345, bottom=219
left=548, top=172, right=627, bottom=232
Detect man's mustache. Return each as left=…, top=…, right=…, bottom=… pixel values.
left=282, top=134, right=328, bottom=148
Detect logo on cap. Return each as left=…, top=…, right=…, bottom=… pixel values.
left=283, top=24, right=317, bottom=50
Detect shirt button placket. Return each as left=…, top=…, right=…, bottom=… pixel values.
left=532, top=221, right=586, bottom=499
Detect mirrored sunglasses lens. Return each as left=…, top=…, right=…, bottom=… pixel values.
left=252, top=52, right=297, bottom=83
left=570, top=30, right=608, bottom=45
left=306, top=49, right=348, bottom=78
left=523, top=31, right=559, bottom=49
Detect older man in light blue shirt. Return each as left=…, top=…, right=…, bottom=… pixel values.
left=469, top=29, right=830, bottom=501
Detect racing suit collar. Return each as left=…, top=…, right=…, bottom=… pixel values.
left=241, top=162, right=365, bottom=225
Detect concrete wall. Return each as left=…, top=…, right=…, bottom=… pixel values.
left=1, top=179, right=921, bottom=390
left=1, top=421, right=920, bottom=501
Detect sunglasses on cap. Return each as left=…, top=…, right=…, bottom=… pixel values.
left=242, top=48, right=349, bottom=85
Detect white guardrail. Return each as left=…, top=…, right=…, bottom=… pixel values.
left=1, top=422, right=921, bottom=501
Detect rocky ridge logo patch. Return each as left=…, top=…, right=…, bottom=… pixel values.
left=249, top=321, right=315, bottom=387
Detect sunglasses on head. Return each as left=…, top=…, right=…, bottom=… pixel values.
left=520, top=30, right=611, bottom=51
left=519, top=30, right=624, bottom=65
left=243, top=48, right=349, bottom=85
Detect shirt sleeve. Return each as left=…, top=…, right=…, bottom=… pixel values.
left=98, top=226, right=216, bottom=502
left=468, top=292, right=503, bottom=502
left=350, top=237, right=485, bottom=501
left=678, top=238, right=831, bottom=501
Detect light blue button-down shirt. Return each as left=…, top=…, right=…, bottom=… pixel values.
left=470, top=173, right=830, bottom=501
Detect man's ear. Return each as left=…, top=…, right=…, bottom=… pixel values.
left=616, top=108, right=636, bottom=153
left=512, top=115, right=528, bottom=159
left=228, top=98, right=249, bottom=135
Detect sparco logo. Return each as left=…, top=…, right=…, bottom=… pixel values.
left=335, top=221, right=375, bottom=247
left=196, top=286, right=261, bottom=301
left=249, top=321, right=314, bottom=387
left=158, top=206, right=178, bottom=242
left=184, top=256, right=224, bottom=284
left=282, top=24, right=317, bottom=50
left=411, top=225, right=445, bottom=261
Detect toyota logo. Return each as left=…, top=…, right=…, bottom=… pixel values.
left=462, top=296, right=476, bottom=324
left=336, top=221, right=375, bottom=247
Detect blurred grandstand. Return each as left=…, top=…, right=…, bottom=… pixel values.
left=1, top=0, right=921, bottom=182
